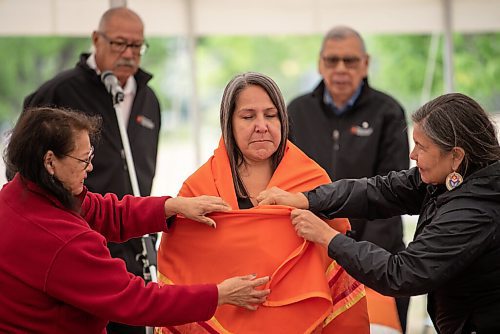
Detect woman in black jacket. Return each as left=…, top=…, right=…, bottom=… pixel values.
left=257, top=93, right=500, bottom=334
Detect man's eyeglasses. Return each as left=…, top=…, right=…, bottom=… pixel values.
left=63, top=146, right=95, bottom=170
left=322, top=55, right=363, bottom=69
left=98, top=31, right=149, bottom=56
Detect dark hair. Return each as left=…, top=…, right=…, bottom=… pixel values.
left=5, top=107, right=101, bottom=210
left=220, top=72, right=289, bottom=198
left=412, top=93, right=500, bottom=175
left=320, top=25, right=366, bottom=54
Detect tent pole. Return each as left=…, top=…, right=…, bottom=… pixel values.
left=442, top=0, right=455, bottom=93
left=186, top=0, right=201, bottom=166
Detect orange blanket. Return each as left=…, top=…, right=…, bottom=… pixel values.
left=157, top=139, right=368, bottom=334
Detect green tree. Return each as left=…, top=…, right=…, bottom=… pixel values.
left=453, top=33, right=500, bottom=110
left=0, top=37, right=89, bottom=124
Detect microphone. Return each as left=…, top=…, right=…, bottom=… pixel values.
left=101, top=71, right=125, bottom=105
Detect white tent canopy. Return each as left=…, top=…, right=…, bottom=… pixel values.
left=1, top=0, right=499, bottom=36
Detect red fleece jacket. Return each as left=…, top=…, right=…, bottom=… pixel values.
left=0, top=174, right=218, bottom=334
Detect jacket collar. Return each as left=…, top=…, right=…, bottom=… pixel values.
left=312, top=77, right=370, bottom=112
left=427, top=160, right=500, bottom=201
left=76, top=53, right=153, bottom=88
left=16, top=173, right=87, bottom=211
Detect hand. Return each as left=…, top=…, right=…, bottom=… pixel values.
left=291, top=209, right=339, bottom=248
left=217, top=274, right=270, bottom=311
left=256, top=186, right=309, bottom=208
left=164, top=195, right=231, bottom=228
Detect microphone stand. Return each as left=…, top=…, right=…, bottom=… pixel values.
left=108, top=86, right=157, bottom=334
left=111, top=93, right=158, bottom=278
left=102, top=73, right=158, bottom=282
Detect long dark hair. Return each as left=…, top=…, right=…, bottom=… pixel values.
left=412, top=93, right=500, bottom=175
left=5, top=107, right=101, bottom=210
left=220, top=72, right=289, bottom=198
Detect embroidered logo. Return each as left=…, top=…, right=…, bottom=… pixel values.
left=136, top=115, right=155, bottom=129
left=350, top=121, right=373, bottom=136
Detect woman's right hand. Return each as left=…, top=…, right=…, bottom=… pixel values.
left=291, top=209, right=339, bottom=248
left=256, top=186, right=309, bottom=209
left=164, top=195, right=231, bottom=228
left=217, top=274, right=270, bottom=310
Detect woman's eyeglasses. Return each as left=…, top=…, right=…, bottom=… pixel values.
left=63, top=146, right=95, bottom=170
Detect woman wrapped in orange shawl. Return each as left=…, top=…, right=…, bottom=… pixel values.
left=157, top=72, right=368, bottom=334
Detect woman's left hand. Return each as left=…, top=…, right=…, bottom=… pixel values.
left=165, top=196, right=231, bottom=228
left=291, top=209, right=339, bottom=247
left=256, top=186, right=309, bottom=208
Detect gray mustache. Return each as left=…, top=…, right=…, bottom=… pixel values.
left=116, top=59, right=136, bottom=67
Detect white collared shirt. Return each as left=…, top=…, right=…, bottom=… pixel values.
left=87, top=53, right=137, bottom=126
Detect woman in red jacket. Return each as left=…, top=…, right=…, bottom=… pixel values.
left=0, top=106, right=269, bottom=334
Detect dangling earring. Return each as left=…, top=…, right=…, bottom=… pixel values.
left=445, top=171, right=463, bottom=191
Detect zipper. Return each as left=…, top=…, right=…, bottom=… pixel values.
left=331, top=126, right=340, bottom=180
left=332, top=129, right=340, bottom=151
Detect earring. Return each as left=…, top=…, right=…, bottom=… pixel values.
left=48, top=171, right=55, bottom=183
left=445, top=171, right=463, bottom=191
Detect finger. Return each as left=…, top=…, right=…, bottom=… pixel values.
left=205, top=218, right=216, bottom=229
left=252, top=289, right=271, bottom=298
left=198, top=217, right=216, bottom=228
left=209, top=196, right=231, bottom=205
left=243, top=304, right=258, bottom=311
left=207, top=197, right=232, bottom=210
left=240, top=273, right=257, bottom=281
left=255, top=190, right=268, bottom=203
left=291, top=209, right=305, bottom=219
left=248, top=296, right=267, bottom=305
left=251, top=276, right=270, bottom=286
left=220, top=199, right=232, bottom=209
left=212, top=202, right=232, bottom=212
left=257, top=197, right=275, bottom=206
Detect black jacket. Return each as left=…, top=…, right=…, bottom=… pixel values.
left=307, top=163, right=500, bottom=333
left=24, top=53, right=161, bottom=277
left=288, top=80, right=409, bottom=253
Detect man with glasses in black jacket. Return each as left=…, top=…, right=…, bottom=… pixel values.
left=287, top=25, right=410, bottom=333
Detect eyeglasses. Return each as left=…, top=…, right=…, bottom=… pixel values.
left=98, top=31, right=149, bottom=56
left=322, top=55, right=363, bottom=69
left=63, top=146, right=95, bottom=170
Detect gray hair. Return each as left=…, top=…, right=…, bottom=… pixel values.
left=320, top=25, right=366, bottom=54
left=412, top=93, right=500, bottom=175
left=220, top=72, right=289, bottom=198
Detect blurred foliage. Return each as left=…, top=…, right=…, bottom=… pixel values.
left=0, top=37, right=89, bottom=126
left=368, top=33, right=500, bottom=112
left=454, top=33, right=500, bottom=109
left=0, top=33, right=498, bottom=130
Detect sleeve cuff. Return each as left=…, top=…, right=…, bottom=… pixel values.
left=327, top=233, right=354, bottom=260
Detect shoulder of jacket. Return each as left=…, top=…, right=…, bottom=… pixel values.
left=38, top=67, right=84, bottom=91
left=363, top=86, right=404, bottom=112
